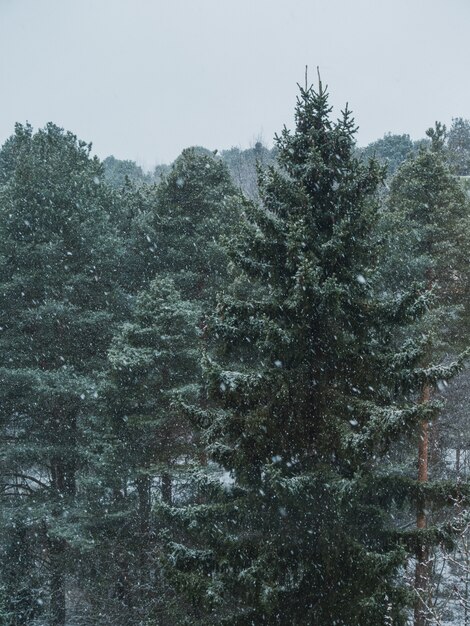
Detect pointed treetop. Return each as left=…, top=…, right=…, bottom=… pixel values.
left=316, top=65, right=322, bottom=93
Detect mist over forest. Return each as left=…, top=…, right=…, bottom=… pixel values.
left=3, top=79, right=470, bottom=626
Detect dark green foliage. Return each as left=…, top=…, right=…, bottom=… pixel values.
left=80, top=148, right=243, bottom=623
left=114, top=147, right=241, bottom=300
left=154, top=147, right=241, bottom=301
left=107, top=276, right=200, bottom=478
left=92, top=277, right=202, bottom=622
left=1, top=87, right=469, bottom=626
left=387, top=124, right=470, bottom=333
left=0, top=520, right=45, bottom=625
left=357, top=133, right=417, bottom=176
left=165, top=84, right=442, bottom=625
left=384, top=127, right=470, bottom=458
left=383, top=126, right=470, bottom=623
left=0, top=122, right=125, bottom=625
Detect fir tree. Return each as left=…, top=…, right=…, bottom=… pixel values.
left=114, top=147, right=240, bottom=298
left=165, top=82, right=462, bottom=625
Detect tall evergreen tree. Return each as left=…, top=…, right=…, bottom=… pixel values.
left=0, top=123, right=125, bottom=625
left=100, top=277, right=200, bottom=622
left=79, top=148, right=242, bottom=623
left=387, top=126, right=470, bottom=625
left=164, top=82, right=464, bottom=625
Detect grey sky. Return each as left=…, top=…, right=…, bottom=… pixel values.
left=0, top=0, right=468, bottom=169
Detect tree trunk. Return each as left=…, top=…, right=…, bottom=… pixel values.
left=161, top=472, right=172, bottom=505
left=136, top=473, right=151, bottom=615
left=116, top=556, right=132, bottom=611
left=414, top=383, right=431, bottom=626
left=49, top=434, right=76, bottom=626
left=49, top=540, right=66, bottom=626
left=137, top=474, right=151, bottom=537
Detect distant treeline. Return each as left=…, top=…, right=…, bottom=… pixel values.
left=103, top=117, right=470, bottom=195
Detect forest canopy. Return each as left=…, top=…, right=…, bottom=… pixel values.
left=1, top=84, right=470, bottom=626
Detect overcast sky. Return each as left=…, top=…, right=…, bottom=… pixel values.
left=0, top=0, right=468, bottom=169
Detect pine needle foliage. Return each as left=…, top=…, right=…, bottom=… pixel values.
left=0, top=123, right=125, bottom=625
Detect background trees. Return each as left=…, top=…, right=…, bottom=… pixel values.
left=357, top=132, right=417, bottom=176
left=446, top=117, right=470, bottom=176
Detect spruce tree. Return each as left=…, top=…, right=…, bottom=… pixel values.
left=164, top=82, right=463, bottom=625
